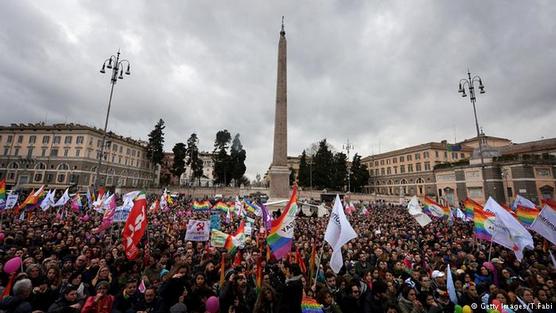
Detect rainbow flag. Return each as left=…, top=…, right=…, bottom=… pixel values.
left=16, top=186, right=45, bottom=213
left=0, top=179, right=6, bottom=209
left=266, top=185, right=299, bottom=260
left=224, top=221, right=245, bottom=254
left=474, top=206, right=495, bottom=241
left=192, top=200, right=211, bottom=211
left=243, top=199, right=260, bottom=215
left=301, top=296, right=324, bottom=313
left=516, top=206, right=540, bottom=228
left=464, top=198, right=483, bottom=221
left=423, top=196, right=449, bottom=217
left=214, top=201, right=230, bottom=212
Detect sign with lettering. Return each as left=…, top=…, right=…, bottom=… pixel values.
left=184, top=220, right=210, bottom=241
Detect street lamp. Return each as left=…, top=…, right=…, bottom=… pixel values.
left=95, top=50, right=131, bottom=190
left=343, top=139, right=354, bottom=192
left=458, top=70, right=486, bottom=196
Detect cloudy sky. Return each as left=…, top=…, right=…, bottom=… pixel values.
left=1, top=1, right=555, bottom=179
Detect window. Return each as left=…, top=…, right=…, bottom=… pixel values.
left=408, top=164, right=414, bottom=172
left=14, top=148, right=19, bottom=156
left=416, top=163, right=422, bottom=172
left=64, top=149, right=69, bottom=157
left=27, top=148, right=33, bottom=158
left=42, top=136, right=50, bottom=144
left=400, top=165, right=405, bottom=173
left=53, top=136, right=61, bottom=144
left=64, top=136, right=72, bottom=144
left=415, top=153, right=420, bottom=160
left=451, top=152, right=457, bottom=159
left=50, top=149, right=58, bottom=157
left=127, top=148, right=130, bottom=155
left=34, top=173, right=43, bottom=182
left=407, top=155, right=412, bottom=161
left=119, top=156, right=122, bottom=164
left=113, top=144, right=118, bottom=151
left=423, top=151, right=429, bottom=159
left=76, top=149, right=81, bottom=157
left=374, top=161, right=379, bottom=166
left=3, top=148, right=9, bottom=156
left=380, top=160, right=385, bottom=166
left=76, top=136, right=84, bottom=144
left=386, top=159, right=390, bottom=165
left=132, top=150, right=136, bottom=157
left=394, top=166, right=398, bottom=174
left=392, top=157, right=397, bottom=163
left=7, top=135, right=13, bottom=143
left=400, top=156, right=405, bottom=162
left=119, top=146, right=123, bottom=153
left=387, top=167, right=391, bottom=175
left=370, top=169, right=374, bottom=176
left=460, top=153, right=465, bottom=159
left=381, top=168, right=385, bottom=175
left=424, top=162, right=431, bottom=171
left=137, top=152, right=141, bottom=158
left=17, top=136, right=23, bottom=144
left=57, top=174, right=66, bottom=183
left=444, top=151, right=448, bottom=158
left=29, top=136, right=36, bottom=144
left=435, top=151, right=439, bottom=158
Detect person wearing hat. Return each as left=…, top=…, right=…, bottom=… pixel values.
left=81, top=281, right=114, bottom=313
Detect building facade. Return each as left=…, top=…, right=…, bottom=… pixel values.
left=0, top=123, right=156, bottom=190
left=435, top=138, right=556, bottom=205
left=362, top=139, right=481, bottom=197
left=159, top=151, right=216, bottom=187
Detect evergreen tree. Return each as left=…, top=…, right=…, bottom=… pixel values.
left=313, top=139, right=334, bottom=189
left=350, top=153, right=370, bottom=193
left=213, top=130, right=232, bottom=186
left=186, top=133, right=204, bottom=185
left=147, top=119, right=165, bottom=165
left=171, top=142, right=187, bottom=180
left=289, top=167, right=296, bottom=186
left=332, top=152, right=348, bottom=191
left=230, top=134, right=247, bottom=187
left=298, top=151, right=310, bottom=187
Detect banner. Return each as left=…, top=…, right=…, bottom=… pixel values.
left=184, top=220, right=210, bottom=241
left=5, top=194, right=18, bottom=210
left=245, top=222, right=252, bottom=236
left=210, top=214, right=221, bottom=230
left=113, top=203, right=132, bottom=223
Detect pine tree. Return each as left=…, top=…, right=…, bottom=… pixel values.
left=186, top=133, right=204, bottom=185
left=298, top=151, right=310, bottom=187
left=230, top=134, right=247, bottom=187
left=332, top=152, right=348, bottom=191
left=350, top=153, right=370, bottom=193
left=213, top=130, right=232, bottom=186
left=171, top=142, right=187, bottom=180
left=313, top=139, right=334, bottom=189
left=147, top=119, right=165, bottom=165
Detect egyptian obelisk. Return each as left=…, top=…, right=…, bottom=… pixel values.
left=269, top=17, right=290, bottom=200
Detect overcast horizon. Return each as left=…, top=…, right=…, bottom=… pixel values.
left=1, top=1, right=555, bottom=180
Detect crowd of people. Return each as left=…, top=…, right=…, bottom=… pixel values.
left=0, top=191, right=554, bottom=313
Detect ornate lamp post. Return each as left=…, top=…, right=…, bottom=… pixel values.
left=95, top=51, right=131, bottom=190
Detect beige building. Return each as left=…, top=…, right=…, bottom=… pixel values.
left=0, top=123, right=156, bottom=190
left=180, top=152, right=216, bottom=187
left=435, top=137, right=556, bottom=205
left=361, top=138, right=496, bottom=196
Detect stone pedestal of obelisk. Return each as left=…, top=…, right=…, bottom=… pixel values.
left=268, top=20, right=290, bottom=207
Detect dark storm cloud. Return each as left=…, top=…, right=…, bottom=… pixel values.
left=1, top=1, right=554, bottom=179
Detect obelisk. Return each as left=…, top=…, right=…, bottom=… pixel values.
left=269, top=17, right=290, bottom=200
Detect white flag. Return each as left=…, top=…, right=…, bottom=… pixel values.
left=446, top=264, right=458, bottom=304
left=324, top=195, right=357, bottom=273
left=53, top=189, right=70, bottom=207
left=407, top=196, right=432, bottom=227
left=512, top=194, right=536, bottom=210
left=5, top=193, right=19, bottom=210
left=40, top=190, right=56, bottom=211
left=484, top=197, right=534, bottom=261
left=529, top=204, right=556, bottom=245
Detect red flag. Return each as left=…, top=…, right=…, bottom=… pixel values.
left=1, top=273, right=16, bottom=300
left=233, top=250, right=242, bottom=268
left=122, top=192, right=148, bottom=260
left=296, top=248, right=307, bottom=273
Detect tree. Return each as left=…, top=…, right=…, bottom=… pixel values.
left=312, top=139, right=335, bottom=189
left=147, top=119, right=165, bottom=165
left=289, top=167, right=296, bottom=186
left=186, top=133, right=204, bottom=185
left=350, top=153, right=370, bottom=193
left=230, top=134, right=247, bottom=187
left=332, top=152, right=347, bottom=191
left=171, top=143, right=187, bottom=180
left=213, top=130, right=232, bottom=186
left=297, top=150, right=310, bottom=187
